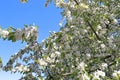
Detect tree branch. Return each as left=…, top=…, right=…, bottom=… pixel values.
left=74, top=0, right=79, bottom=5
left=87, top=20, right=101, bottom=40
left=73, top=0, right=101, bottom=40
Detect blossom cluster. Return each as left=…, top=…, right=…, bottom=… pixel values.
left=0, top=26, right=38, bottom=42
left=0, top=28, right=9, bottom=38
left=1, top=0, right=120, bottom=80
left=14, top=26, right=38, bottom=41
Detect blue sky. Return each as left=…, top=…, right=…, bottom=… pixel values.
left=0, top=0, right=62, bottom=80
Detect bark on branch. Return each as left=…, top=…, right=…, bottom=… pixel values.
left=73, top=0, right=101, bottom=40
left=87, top=20, right=101, bottom=40
left=74, top=0, right=79, bottom=5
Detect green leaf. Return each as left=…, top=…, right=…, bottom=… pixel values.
left=7, top=26, right=13, bottom=32
left=0, top=57, right=2, bottom=69
left=0, top=57, right=2, bottom=64
left=8, top=32, right=16, bottom=42
left=21, top=33, right=26, bottom=43
left=20, top=0, right=28, bottom=3
left=38, top=77, right=44, bottom=80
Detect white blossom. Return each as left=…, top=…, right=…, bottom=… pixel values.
left=93, top=70, right=105, bottom=80
left=80, top=3, right=89, bottom=9
left=54, top=0, right=64, bottom=7
left=86, top=53, right=91, bottom=59
left=100, top=44, right=106, bottom=48
left=59, top=23, right=62, bottom=27
left=23, top=26, right=38, bottom=40
left=46, top=57, right=54, bottom=63
left=101, top=63, right=108, bottom=69
left=15, top=65, right=29, bottom=72
left=97, top=25, right=102, bottom=30
left=1, top=0, right=120, bottom=80
left=38, top=59, right=48, bottom=66
left=11, top=68, right=16, bottom=73
left=112, top=70, right=120, bottom=77
left=113, top=19, right=118, bottom=24
left=78, top=62, right=86, bottom=70
left=55, top=51, right=61, bottom=56
left=0, top=28, right=9, bottom=38
left=70, top=25, right=75, bottom=28
left=82, top=74, right=90, bottom=80
left=15, top=30, right=22, bottom=40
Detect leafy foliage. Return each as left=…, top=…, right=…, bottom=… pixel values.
left=0, top=0, right=120, bottom=80
left=20, top=0, right=28, bottom=3
left=0, top=57, right=2, bottom=69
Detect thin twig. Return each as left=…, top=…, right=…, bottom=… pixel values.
left=73, top=0, right=101, bottom=40
left=87, top=20, right=101, bottom=40
left=62, top=72, right=72, bottom=76
left=74, top=0, right=79, bottom=5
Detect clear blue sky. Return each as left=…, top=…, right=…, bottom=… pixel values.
left=0, top=0, right=62, bottom=80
